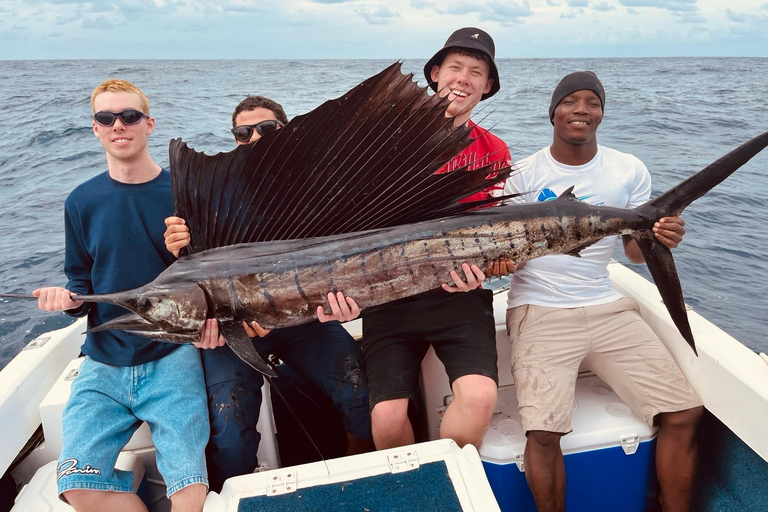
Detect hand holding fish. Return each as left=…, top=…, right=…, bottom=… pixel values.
left=653, top=216, right=686, bottom=249
left=317, top=292, right=361, bottom=323
left=484, top=258, right=519, bottom=278
left=194, top=318, right=226, bottom=349
left=32, top=287, right=82, bottom=312
left=242, top=320, right=271, bottom=338
left=442, top=262, right=485, bottom=293
left=164, top=216, right=190, bottom=257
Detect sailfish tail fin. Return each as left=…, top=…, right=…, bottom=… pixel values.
left=630, top=231, right=696, bottom=355
left=632, top=129, right=768, bottom=355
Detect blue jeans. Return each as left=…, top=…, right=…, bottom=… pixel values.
left=202, top=320, right=371, bottom=492
left=57, top=344, right=209, bottom=498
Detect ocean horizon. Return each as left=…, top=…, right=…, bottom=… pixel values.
left=1, top=57, right=767, bottom=368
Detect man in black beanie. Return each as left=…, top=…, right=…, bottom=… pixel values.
left=500, top=72, right=703, bottom=511
left=547, top=71, right=605, bottom=125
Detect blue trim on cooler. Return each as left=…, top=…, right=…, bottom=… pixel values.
left=483, top=438, right=657, bottom=512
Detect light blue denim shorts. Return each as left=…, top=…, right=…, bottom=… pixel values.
left=57, top=344, right=210, bottom=498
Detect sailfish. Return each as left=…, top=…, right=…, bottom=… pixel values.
left=4, top=63, right=768, bottom=376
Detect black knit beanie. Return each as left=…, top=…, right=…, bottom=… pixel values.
left=548, top=71, right=605, bottom=125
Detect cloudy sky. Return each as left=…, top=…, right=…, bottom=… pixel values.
left=1, top=0, right=767, bottom=59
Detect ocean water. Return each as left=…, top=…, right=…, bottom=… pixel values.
left=0, top=58, right=766, bottom=369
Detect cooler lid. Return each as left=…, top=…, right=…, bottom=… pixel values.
left=480, top=374, right=658, bottom=464
left=205, top=439, right=500, bottom=512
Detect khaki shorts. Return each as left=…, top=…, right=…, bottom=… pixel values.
left=506, top=297, right=702, bottom=434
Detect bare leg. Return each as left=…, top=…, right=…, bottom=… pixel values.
left=371, top=398, right=413, bottom=449
left=524, top=430, right=566, bottom=512
left=346, top=432, right=375, bottom=455
left=655, top=406, right=703, bottom=512
left=62, top=489, right=147, bottom=512
left=439, top=374, right=497, bottom=448
left=169, top=483, right=207, bottom=512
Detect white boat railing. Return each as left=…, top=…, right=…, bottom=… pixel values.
left=608, top=261, right=768, bottom=463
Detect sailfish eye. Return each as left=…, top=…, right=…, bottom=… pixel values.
left=136, top=297, right=152, bottom=311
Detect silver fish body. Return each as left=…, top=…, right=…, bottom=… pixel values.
left=121, top=194, right=650, bottom=332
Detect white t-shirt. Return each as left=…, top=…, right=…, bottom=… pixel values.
left=504, top=145, right=652, bottom=309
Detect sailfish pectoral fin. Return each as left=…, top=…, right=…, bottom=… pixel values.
left=86, top=313, right=155, bottom=333
left=218, top=320, right=278, bottom=378
left=631, top=231, right=697, bottom=356
left=86, top=313, right=199, bottom=344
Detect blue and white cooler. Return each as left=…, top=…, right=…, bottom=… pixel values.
left=420, top=291, right=660, bottom=512
left=480, top=374, right=658, bottom=512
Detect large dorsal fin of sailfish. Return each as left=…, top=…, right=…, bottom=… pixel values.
left=164, top=62, right=516, bottom=454
left=169, top=62, right=514, bottom=254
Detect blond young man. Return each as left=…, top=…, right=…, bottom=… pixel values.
left=34, top=80, right=209, bottom=512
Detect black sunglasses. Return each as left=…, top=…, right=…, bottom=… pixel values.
left=231, top=119, right=284, bottom=142
left=93, top=109, right=149, bottom=127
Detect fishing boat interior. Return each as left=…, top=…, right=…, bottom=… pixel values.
left=1, top=262, right=767, bottom=511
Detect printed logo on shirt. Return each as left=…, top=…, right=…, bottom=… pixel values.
left=57, top=458, right=102, bottom=480
left=444, top=150, right=508, bottom=174
left=537, top=188, right=603, bottom=205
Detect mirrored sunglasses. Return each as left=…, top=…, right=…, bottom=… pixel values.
left=231, top=119, right=284, bottom=143
left=93, top=109, right=149, bottom=127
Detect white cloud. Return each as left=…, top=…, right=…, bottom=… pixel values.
left=673, top=10, right=705, bottom=23
left=356, top=6, right=401, bottom=24
left=87, top=1, right=115, bottom=13
left=619, top=0, right=697, bottom=13
left=222, top=1, right=263, bottom=12
left=435, top=0, right=533, bottom=23
left=81, top=15, right=115, bottom=29
left=592, top=1, right=615, bottom=12
left=0, top=0, right=766, bottom=59
left=725, top=8, right=749, bottom=21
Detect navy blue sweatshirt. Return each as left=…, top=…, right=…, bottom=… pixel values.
left=64, top=169, right=179, bottom=366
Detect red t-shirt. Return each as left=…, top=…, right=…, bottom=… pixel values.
left=436, top=120, right=511, bottom=205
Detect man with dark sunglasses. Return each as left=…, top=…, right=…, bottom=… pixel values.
left=229, top=95, right=287, bottom=144
left=164, top=95, right=374, bottom=493
left=33, top=79, right=209, bottom=511
left=92, top=108, right=149, bottom=127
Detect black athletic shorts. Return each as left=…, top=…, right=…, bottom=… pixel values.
left=361, top=288, right=498, bottom=410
